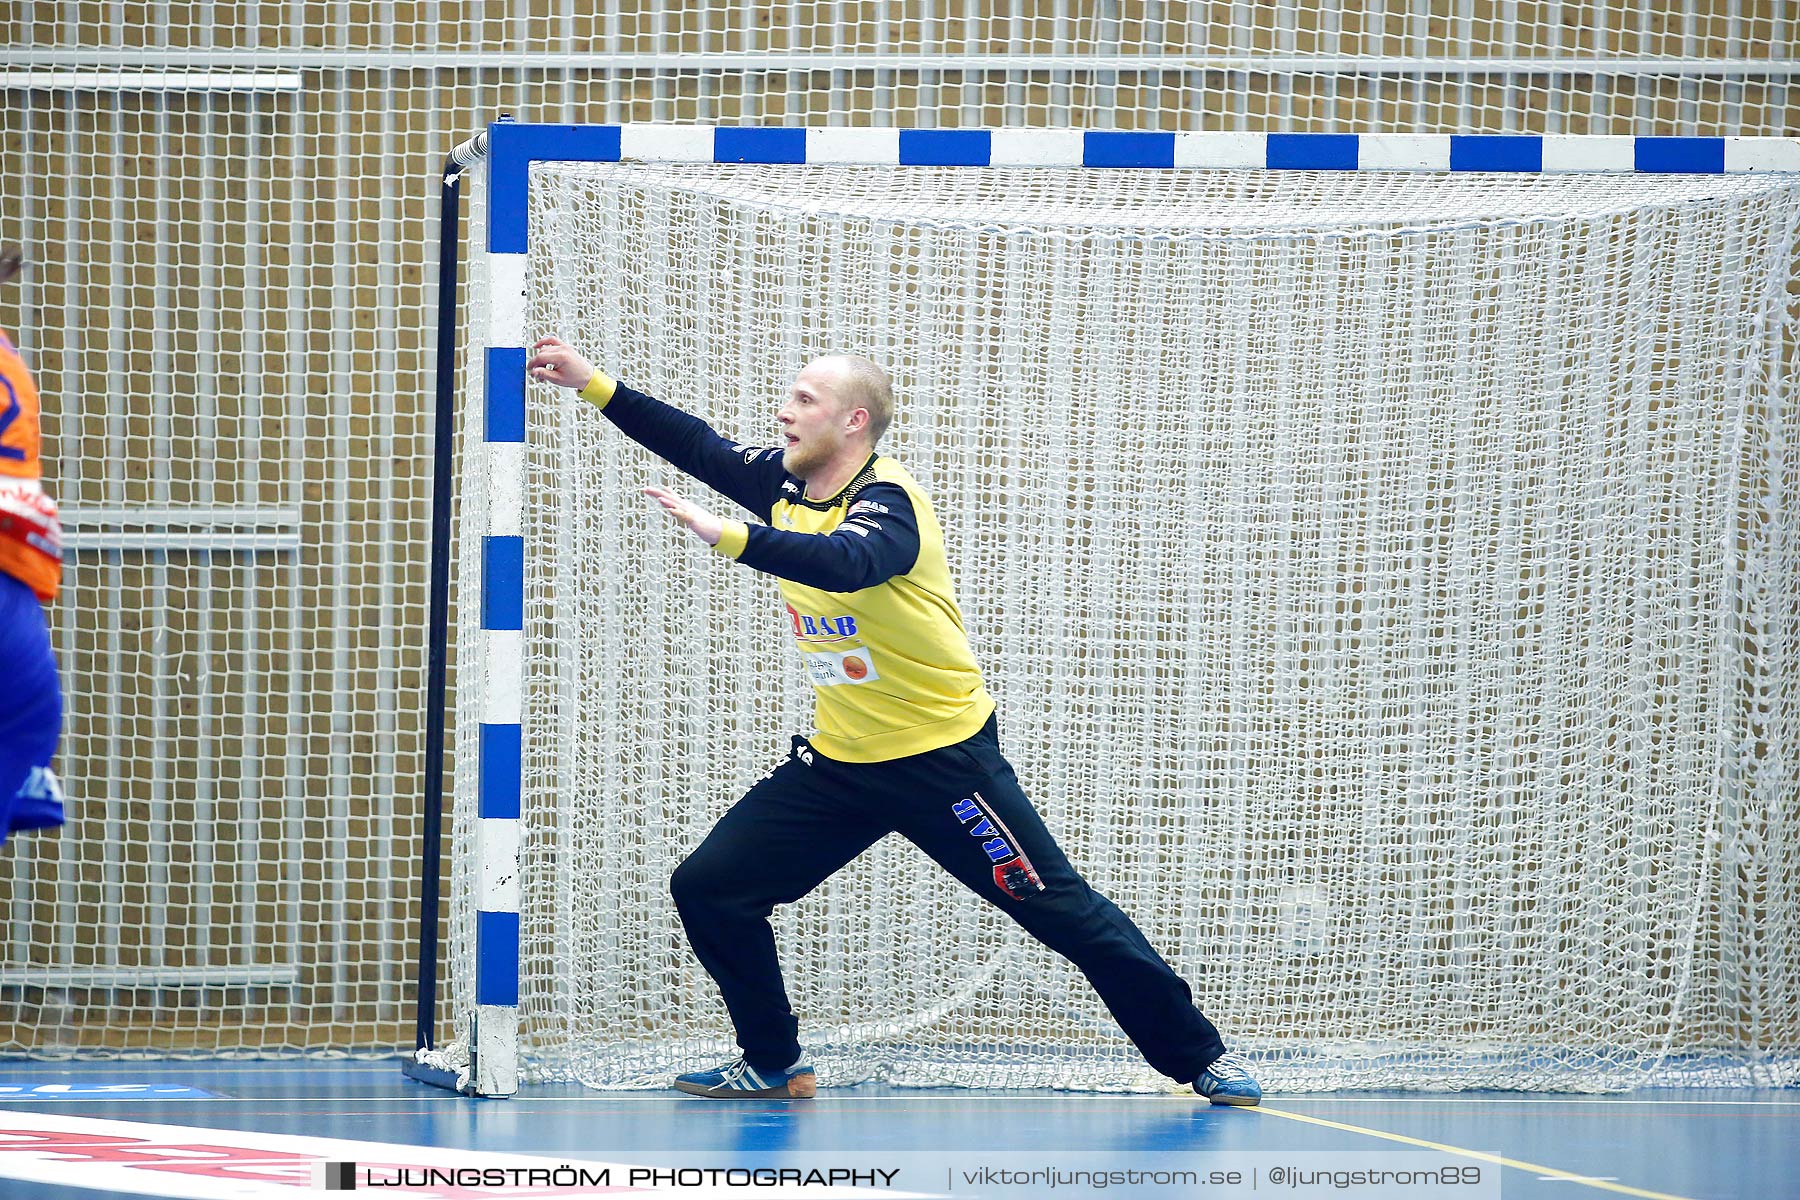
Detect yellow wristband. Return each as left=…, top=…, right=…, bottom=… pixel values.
left=711, top=519, right=750, bottom=560
left=577, top=372, right=618, bottom=408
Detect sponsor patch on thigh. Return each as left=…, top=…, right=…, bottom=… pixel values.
left=948, top=792, right=1045, bottom=900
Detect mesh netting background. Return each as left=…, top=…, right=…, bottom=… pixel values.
left=438, top=163, right=1800, bottom=1091
left=2, top=2, right=1797, bottom=1059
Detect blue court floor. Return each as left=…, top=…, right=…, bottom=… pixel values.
left=0, top=1060, right=1795, bottom=1199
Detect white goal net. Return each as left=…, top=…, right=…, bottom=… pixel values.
left=5, top=0, right=1796, bottom=1064
left=444, top=159, right=1800, bottom=1093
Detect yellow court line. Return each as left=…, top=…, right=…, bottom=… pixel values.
left=1250, top=1105, right=1700, bottom=1200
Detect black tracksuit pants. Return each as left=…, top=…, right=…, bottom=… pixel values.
left=669, top=714, right=1227, bottom=1082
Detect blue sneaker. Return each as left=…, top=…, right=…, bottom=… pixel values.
left=674, top=1056, right=817, bottom=1099
left=1194, top=1053, right=1262, bottom=1106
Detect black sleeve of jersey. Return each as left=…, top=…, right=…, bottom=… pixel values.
left=599, top=383, right=787, bottom=519
left=737, top=483, right=922, bottom=592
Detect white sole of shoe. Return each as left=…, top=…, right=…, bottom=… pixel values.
left=674, top=1074, right=817, bottom=1099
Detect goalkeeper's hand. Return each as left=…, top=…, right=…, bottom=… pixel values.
left=643, top=484, right=723, bottom=547
left=527, top=336, right=595, bottom=390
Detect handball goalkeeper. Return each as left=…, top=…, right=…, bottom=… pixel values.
left=527, top=338, right=1259, bottom=1106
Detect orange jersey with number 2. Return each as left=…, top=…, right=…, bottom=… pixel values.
left=0, top=329, right=62, bottom=602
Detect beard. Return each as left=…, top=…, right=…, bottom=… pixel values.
left=782, top=439, right=826, bottom=478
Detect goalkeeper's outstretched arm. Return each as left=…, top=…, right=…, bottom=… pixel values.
left=643, top=482, right=921, bottom=593
left=528, top=336, right=786, bottom=519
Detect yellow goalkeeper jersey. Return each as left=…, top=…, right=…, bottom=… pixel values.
left=731, top=455, right=995, bottom=762
left=582, top=376, right=995, bottom=762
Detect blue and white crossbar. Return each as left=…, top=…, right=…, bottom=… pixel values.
left=464, top=120, right=1798, bottom=1096
left=482, top=124, right=1800, bottom=252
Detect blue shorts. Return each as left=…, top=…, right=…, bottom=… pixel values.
left=0, top=571, right=64, bottom=845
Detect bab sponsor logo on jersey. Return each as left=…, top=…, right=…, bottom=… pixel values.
left=787, top=604, right=858, bottom=643
left=950, top=793, right=1045, bottom=901
left=788, top=605, right=879, bottom=686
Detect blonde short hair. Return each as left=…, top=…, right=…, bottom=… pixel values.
left=827, top=354, right=894, bottom=446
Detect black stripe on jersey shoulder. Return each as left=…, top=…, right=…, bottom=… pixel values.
left=789, top=453, right=882, bottom=512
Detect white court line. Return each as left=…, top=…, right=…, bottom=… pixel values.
left=47, top=1062, right=1796, bottom=1101
left=1255, top=1095, right=1800, bottom=1107
left=1251, top=1107, right=1700, bottom=1200
left=8, top=1091, right=1798, bottom=1106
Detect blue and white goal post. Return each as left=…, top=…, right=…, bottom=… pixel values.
left=408, top=124, right=1800, bottom=1101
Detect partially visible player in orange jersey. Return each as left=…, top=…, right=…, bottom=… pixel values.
left=0, top=244, right=66, bottom=846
